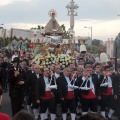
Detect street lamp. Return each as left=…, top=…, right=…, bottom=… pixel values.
left=0, top=24, right=4, bottom=49
left=84, top=26, right=92, bottom=53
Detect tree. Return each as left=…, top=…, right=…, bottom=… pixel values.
left=26, top=41, right=30, bottom=49
left=60, top=24, right=69, bottom=39
left=86, top=45, right=99, bottom=54
left=31, top=25, right=44, bottom=30
left=92, top=39, right=100, bottom=46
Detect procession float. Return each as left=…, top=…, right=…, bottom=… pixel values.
left=32, top=9, right=76, bottom=69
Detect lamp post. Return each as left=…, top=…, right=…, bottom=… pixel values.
left=84, top=26, right=92, bottom=53
left=0, top=24, right=4, bottom=49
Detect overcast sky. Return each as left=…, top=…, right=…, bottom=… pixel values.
left=0, top=0, right=120, bottom=41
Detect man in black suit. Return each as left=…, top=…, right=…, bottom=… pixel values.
left=7, top=57, right=27, bottom=116
left=54, top=64, right=62, bottom=103
left=27, top=64, right=41, bottom=120
left=92, top=63, right=102, bottom=114
left=36, top=67, right=56, bottom=120
left=99, top=66, right=116, bottom=119
left=76, top=66, right=100, bottom=115
left=57, top=67, right=76, bottom=120
left=26, top=64, right=34, bottom=113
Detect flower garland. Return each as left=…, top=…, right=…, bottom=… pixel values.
left=43, top=54, right=56, bottom=68
left=56, top=54, right=71, bottom=69
left=32, top=54, right=42, bottom=65
left=33, top=53, right=72, bottom=69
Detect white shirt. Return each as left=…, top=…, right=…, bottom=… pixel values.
left=65, top=76, right=73, bottom=91
left=36, top=74, right=39, bottom=78
left=107, top=76, right=112, bottom=87
left=55, top=73, right=60, bottom=79
left=44, top=76, right=51, bottom=91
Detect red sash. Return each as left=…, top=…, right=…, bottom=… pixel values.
left=66, top=91, right=74, bottom=99
left=102, top=87, right=112, bottom=96
left=82, top=89, right=96, bottom=99
left=41, top=91, right=53, bottom=100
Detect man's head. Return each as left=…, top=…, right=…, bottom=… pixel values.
left=69, top=63, right=75, bottom=72
left=104, top=66, right=111, bottom=75
left=55, top=65, right=61, bottom=74
left=50, top=63, right=55, bottom=71
left=4, top=57, right=9, bottom=63
left=83, top=66, right=92, bottom=78
left=77, top=65, right=84, bottom=75
left=78, top=58, right=84, bottom=65
left=42, top=67, right=50, bottom=77
left=21, top=61, right=27, bottom=69
left=33, top=64, right=40, bottom=74
left=93, top=63, right=101, bottom=73
left=30, top=64, right=35, bottom=71
left=12, top=57, right=19, bottom=67
left=63, top=67, right=71, bottom=77
left=84, top=62, right=92, bottom=68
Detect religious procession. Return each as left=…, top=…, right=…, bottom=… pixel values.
left=1, top=37, right=120, bottom=120
left=0, top=0, right=120, bottom=120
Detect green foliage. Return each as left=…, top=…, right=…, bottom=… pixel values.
left=60, top=24, right=69, bottom=39
left=31, top=25, right=44, bottom=30
left=26, top=42, right=30, bottom=48
left=92, top=39, right=100, bottom=46
left=86, top=45, right=99, bottom=54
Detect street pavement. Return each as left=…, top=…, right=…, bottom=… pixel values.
left=0, top=91, right=118, bottom=120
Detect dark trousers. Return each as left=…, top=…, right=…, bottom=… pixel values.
left=2, top=78, right=7, bottom=91
left=27, top=93, right=32, bottom=106
left=10, top=95, right=24, bottom=116
left=101, top=94, right=115, bottom=111
left=114, top=95, right=120, bottom=118
left=32, top=94, right=39, bottom=109
left=40, top=98, right=56, bottom=114
left=61, top=98, right=76, bottom=113
left=81, top=97, right=97, bottom=112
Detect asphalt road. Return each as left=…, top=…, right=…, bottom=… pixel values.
left=0, top=91, right=118, bottom=120
left=0, top=91, right=12, bottom=117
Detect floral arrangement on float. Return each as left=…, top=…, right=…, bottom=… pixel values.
left=43, top=54, right=56, bottom=68
left=32, top=41, right=75, bottom=69
left=56, top=54, right=72, bottom=69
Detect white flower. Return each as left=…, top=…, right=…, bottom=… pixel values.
left=46, top=62, right=48, bottom=65
left=60, top=59, right=62, bottom=62
left=66, top=62, right=68, bottom=65
left=62, top=62, right=65, bottom=64
left=62, top=65, right=65, bottom=68
left=46, top=59, right=48, bottom=62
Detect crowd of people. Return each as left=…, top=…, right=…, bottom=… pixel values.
left=0, top=48, right=120, bottom=120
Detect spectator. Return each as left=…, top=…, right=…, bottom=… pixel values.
left=0, top=112, right=11, bottom=120
left=79, top=113, right=107, bottom=120
left=12, top=110, right=35, bottom=120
